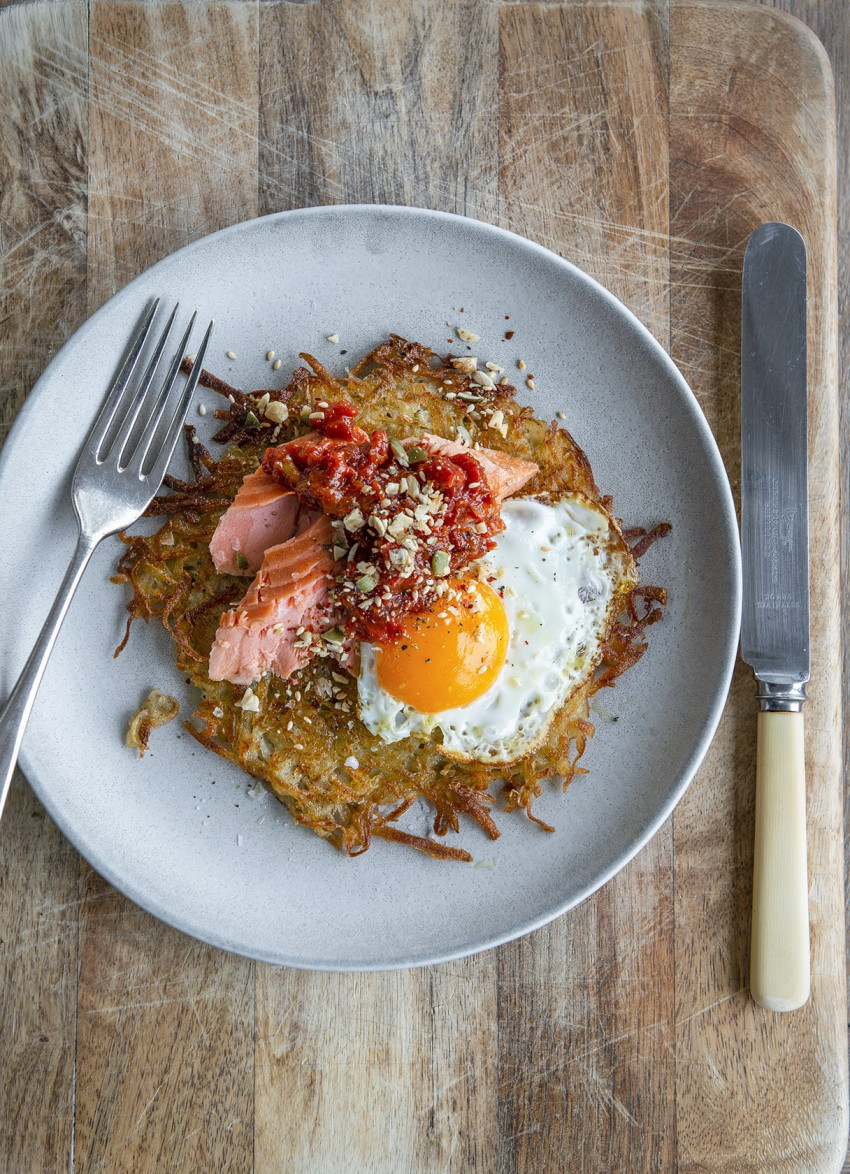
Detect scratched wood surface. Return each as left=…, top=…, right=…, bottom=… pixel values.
left=0, top=2, right=845, bottom=1172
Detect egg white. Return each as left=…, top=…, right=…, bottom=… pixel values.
left=356, top=493, right=636, bottom=764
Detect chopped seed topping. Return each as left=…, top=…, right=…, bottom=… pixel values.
left=390, top=437, right=409, bottom=467
left=431, top=550, right=450, bottom=577
left=236, top=687, right=260, bottom=712
left=344, top=756, right=360, bottom=771
left=343, top=507, right=365, bottom=532
left=451, top=356, right=478, bottom=373
left=264, top=400, right=288, bottom=423
left=457, top=326, right=479, bottom=343
left=471, top=370, right=495, bottom=389
left=327, top=333, right=339, bottom=344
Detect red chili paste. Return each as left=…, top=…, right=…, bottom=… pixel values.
left=262, top=402, right=503, bottom=641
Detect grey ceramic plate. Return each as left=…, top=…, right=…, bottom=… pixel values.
left=0, top=206, right=741, bottom=970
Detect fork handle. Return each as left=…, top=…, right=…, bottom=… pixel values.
left=0, top=530, right=100, bottom=821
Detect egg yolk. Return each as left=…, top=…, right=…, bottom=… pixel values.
left=374, top=579, right=509, bottom=713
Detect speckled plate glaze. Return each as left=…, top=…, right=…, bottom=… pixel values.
left=0, top=206, right=741, bottom=970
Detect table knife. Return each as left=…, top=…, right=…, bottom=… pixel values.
left=741, top=222, right=810, bottom=1012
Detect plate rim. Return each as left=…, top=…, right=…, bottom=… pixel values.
left=1, top=204, right=742, bottom=970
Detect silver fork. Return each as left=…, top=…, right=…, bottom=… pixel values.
left=0, top=300, right=214, bottom=821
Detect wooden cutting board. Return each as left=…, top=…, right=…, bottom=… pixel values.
left=0, top=2, right=844, bottom=1171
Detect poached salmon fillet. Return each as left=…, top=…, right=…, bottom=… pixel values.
left=208, top=514, right=334, bottom=685
left=209, top=468, right=300, bottom=576
left=419, top=435, right=538, bottom=500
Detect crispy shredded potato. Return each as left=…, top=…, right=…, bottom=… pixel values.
left=126, top=689, right=180, bottom=757
left=113, top=336, right=668, bottom=861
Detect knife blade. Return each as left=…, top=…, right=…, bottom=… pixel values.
left=741, top=221, right=810, bottom=1012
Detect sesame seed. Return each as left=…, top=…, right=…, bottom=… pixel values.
left=527, top=378, right=536, bottom=390
left=197, top=404, right=207, bottom=416
left=226, top=350, right=237, bottom=360
left=293, top=743, right=305, bottom=751
left=266, top=350, right=275, bottom=361
left=272, top=359, right=282, bottom=370
left=518, top=359, right=526, bottom=370
left=556, top=410, right=567, bottom=420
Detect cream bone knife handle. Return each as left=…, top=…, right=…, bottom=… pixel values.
left=750, top=707, right=810, bottom=1011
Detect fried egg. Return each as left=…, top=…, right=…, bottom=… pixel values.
left=357, top=493, right=636, bottom=763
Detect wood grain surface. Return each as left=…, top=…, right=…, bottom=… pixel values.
left=0, top=2, right=846, bottom=1172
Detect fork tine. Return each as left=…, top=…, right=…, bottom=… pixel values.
left=111, top=303, right=179, bottom=468
left=90, top=298, right=160, bottom=461
left=122, top=312, right=197, bottom=475
left=142, top=319, right=214, bottom=485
